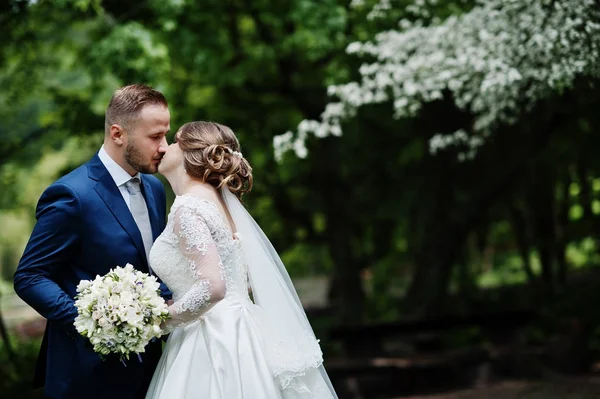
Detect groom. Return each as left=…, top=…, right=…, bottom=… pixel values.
left=14, top=84, right=172, bottom=399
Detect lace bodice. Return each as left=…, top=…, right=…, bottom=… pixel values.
left=149, top=194, right=250, bottom=327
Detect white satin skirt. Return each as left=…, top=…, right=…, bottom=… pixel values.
left=145, top=297, right=283, bottom=399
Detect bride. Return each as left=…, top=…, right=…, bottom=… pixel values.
left=145, top=121, right=338, bottom=398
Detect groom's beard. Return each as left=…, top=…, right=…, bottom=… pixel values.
left=125, top=141, right=160, bottom=174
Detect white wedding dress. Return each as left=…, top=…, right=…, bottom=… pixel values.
left=145, top=194, right=336, bottom=399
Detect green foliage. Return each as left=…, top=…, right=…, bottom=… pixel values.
left=280, top=243, right=333, bottom=278
left=2, top=0, right=600, bottom=325
left=90, top=22, right=171, bottom=83
left=0, top=335, right=44, bottom=399
left=0, top=0, right=362, bottom=282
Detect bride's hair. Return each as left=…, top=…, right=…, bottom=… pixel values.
left=176, top=121, right=253, bottom=198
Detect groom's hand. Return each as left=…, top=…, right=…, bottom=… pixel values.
left=14, top=183, right=81, bottom=327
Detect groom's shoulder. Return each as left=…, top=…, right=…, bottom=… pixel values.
left=54, top=162, right=91, bottom=190
left=45, top=156, right=97, bottom=197
left=34, top=162, right=91, bottom=212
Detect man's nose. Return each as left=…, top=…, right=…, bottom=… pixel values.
left=158, top=137, right=168, bottom=153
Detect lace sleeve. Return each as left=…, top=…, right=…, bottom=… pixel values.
left=164, top=204, right=226, bottom=330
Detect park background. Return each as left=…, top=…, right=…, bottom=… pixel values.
left=2, top=0, right=600, bottom=398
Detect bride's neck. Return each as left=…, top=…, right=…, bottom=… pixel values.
left=165, top=168, right=218, bottom=197
left=174, top=178, right=217, bottom=197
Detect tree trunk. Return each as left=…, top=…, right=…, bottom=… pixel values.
left=318, top=139, right=365, bottom=326
left=528, top=163, right=558, bottom=295
left=0, top=291, right=18, bottom=370
left=325, top=186, right=365, bottom=326
left=404, top=155, right=458, bottom=316
left=576, top=163, right=593, bottom=220
left=508, top=201, right=536, bottom=283
left=555, top=179, right=570, bottom=288
left=406, top=226, right=464, bottom=316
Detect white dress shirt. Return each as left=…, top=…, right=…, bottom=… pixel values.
left=98, top=145, right=141, bottom=211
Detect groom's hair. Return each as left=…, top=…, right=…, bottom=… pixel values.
left=104, top=84, right=168, bottom=135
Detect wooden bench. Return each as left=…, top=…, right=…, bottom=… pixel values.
left=326, top=309, right=540, bottom=398
left=330, top=309, right=538, bottom=357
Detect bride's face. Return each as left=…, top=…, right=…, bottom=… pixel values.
left=158, top=132, right=183, bottom=176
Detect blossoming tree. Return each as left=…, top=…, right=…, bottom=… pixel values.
left=275, top=0, right=600, bottom=162
left=275, top=0, right=600, bottom=315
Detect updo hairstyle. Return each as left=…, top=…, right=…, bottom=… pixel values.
left=177, top=121, right=253, bottom=198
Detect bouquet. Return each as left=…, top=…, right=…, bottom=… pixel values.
left=73, top=263, right=170, bottom=364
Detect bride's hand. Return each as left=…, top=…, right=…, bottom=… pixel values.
left=159, top=320, right=174, bottom=336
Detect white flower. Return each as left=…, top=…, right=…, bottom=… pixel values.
left=73, top=264, right=170, bottom=363
left=275, top=0, right=600, bottom=161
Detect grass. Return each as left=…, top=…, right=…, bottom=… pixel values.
left=0, top=334, right=44, bottom=399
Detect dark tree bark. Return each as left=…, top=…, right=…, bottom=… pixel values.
left=404, top=161, right=460, bottom=316
left=508, top=201, right=536, bottom=283
left=309, top=137, right=366, bottom=326
left=555, top=179, right=570, bottom=288
left=527, top=160, right=562, bottom=295
left=576, top=162, right=593, bottom=220
left=0, top=291, right=18, bottom=370
left=324, top=184, right=365, bottom=326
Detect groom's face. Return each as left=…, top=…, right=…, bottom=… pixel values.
left=124, top=104, right=170, bottom=174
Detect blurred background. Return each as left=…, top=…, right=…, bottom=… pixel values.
left=2, top=0, right=600, bottom=398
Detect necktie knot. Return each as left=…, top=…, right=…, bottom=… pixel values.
left=125, top=177, right=142, bottom=195
left=125, top=176, right=153, bottom=272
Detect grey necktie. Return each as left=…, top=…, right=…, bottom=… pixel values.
left=124, top=177, right=153, bottom=273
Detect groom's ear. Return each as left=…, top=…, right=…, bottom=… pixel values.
left=110, top=124, right=125, bottom=146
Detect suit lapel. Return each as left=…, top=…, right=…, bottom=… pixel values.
left=88, top=154, right=148, bottom=266
left=141, top=176, right=161, bottom=241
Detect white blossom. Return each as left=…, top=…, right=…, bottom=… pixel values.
left=276, top=0, right=600, bottom=160
left=274, top=131, right=295, bottom=162
left=73, top=263, right=170, bottom=362
left=368, top=0, right=392, bottom=20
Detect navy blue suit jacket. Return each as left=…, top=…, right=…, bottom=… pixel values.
left=14, top=154, right=171, bottom=399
